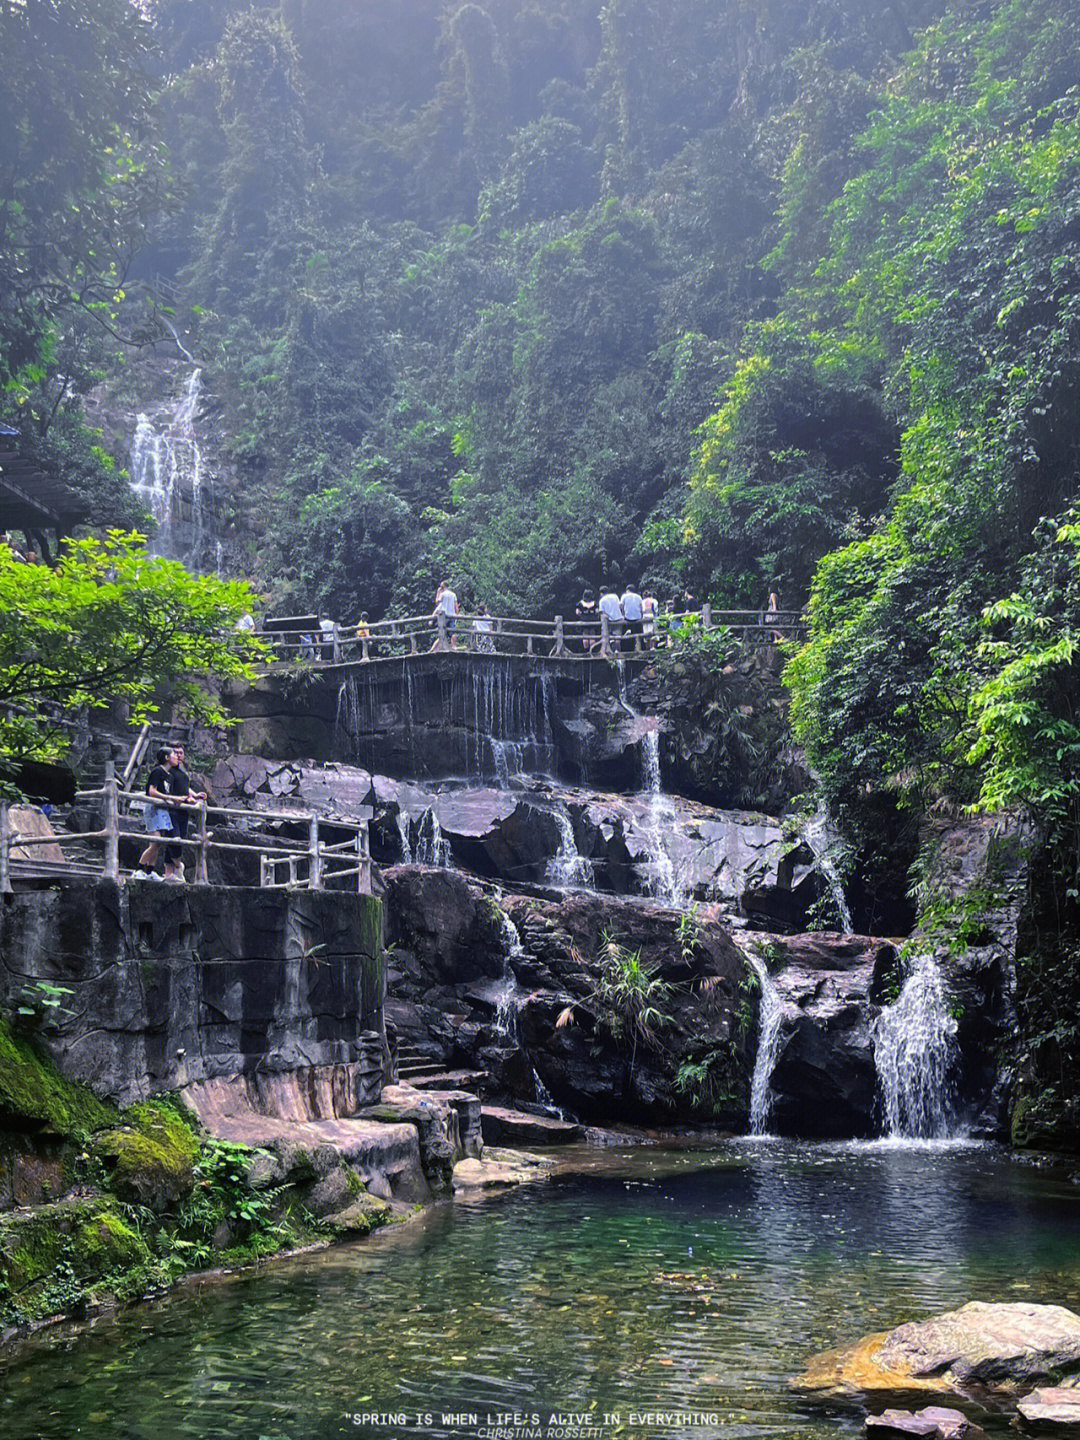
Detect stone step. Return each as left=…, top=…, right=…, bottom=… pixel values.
left=408, top=1069, right=488, bottom=1092
left=397, top=1061, right=446, bottom=1078
left=481, top=1105, right=583, bottom=1147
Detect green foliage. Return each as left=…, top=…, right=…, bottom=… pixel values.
left=674, top=1047, right=743, bottom=1117
left=0, top=532, right=264, bottom=765
left=591, top=932, right=673, bottom=1071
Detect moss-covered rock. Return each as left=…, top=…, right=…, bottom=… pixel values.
left=323, top=1191, right=390, bottom=1235
left=0, top=1019, right=114, bottom=1137
left=92, top=1101, right=201, bottom=1210
left=0, top=1198, right=150, bottom=1322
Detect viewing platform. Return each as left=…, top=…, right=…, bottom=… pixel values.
left=257, top=606, right=807, bottom=670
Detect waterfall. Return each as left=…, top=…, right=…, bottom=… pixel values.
left=802, top=804, right=853, bottom=933
left=546, top=804, right=592, bottom=889
left=466, top=667, right=555, bottom=785
left=494, top=909, right=525, bottom=1039
left=745, top=951, right=785, bottom=1135
left=129, top=367, right=213, bottom=568
left=638, top=729, right=687, bottom=907
left=396, top=811, right=413, bottom=864
left=414, top=808, right=451, bottom=867
left=874, top=953, right=960, bottom=1139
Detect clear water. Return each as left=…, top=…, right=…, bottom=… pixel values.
left=5, top=1142, right=1080, bottom=1440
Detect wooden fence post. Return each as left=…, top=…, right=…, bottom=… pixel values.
left=332, top=622, right=342, bottom=664
left=436, top=612, right=448, bottom=652
left=309, top=814, right=323, bottom=890
left=195, top=800, right=209, bottom=885
left=601, top=613, right=611, bottom=658
left=552, top=615, right=565, bottom=656
left=702, top=603, right=712, bottom=631
left=103, top=759, right=119, bottom=881
left=0, top=801, right=10, bottom=895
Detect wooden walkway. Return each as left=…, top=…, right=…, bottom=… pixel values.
left=0, top=763, right=372, bottom=894
left=260, top=607, right=806, bottom=669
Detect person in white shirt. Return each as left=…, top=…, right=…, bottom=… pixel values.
left=598, top=586, right=623, bottom=650
left=620, top=583, right=644, bottom=652
left=432, top=581, right=459, bottom=649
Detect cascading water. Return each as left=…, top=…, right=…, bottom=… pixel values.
left=546, top=804, right=592, bottom=889
left=638, top=729, right=688, bottom=907
left=745, top=950, right=786, bottom=1135
left=873, top=953, right=960, bottom=1139
left=414, top=808, right=451, bottom=867
left=494, top=909, right=526, bottom=1039
left=467, top=667, right=556, bottom=785
left=802, top=804, right=853, bottom=933
left=130, top=368, right=213, bottom=567
left=396, top=811, right=413, bottom=864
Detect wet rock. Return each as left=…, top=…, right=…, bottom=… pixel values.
left=865, top=1408, right=987, bottom=1438
left=795, top=1303, right=1080, bottom=1407
left=323, top=1192, right=391, bottom=1235
left=452, top=1148, right=554, bottom=1192
left=481, top=1106, right=583, bottom=1146
left=1016, top=1385, right=1080, bottom=1431
left=754, top=933, right=896, bottom=1139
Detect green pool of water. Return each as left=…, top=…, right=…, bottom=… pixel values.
left=5, top=1139, right=1080, bottom=1440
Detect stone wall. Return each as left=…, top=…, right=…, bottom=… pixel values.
left=0, top=881, right=384, bottom=1106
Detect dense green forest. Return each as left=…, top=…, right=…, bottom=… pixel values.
left=8, top=0, right=1080, bottom=1131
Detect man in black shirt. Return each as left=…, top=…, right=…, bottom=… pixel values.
left=167, top=744, right=207, bottom=884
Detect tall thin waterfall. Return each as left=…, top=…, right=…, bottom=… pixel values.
left=802, top=804, right=853, bottom=933
left=396, top=811, right=413, bottom=864
left=414, top=808, right=451, bottom=867
left=874, top=953, right=960, bottom=1139
left=546, top=804, right=592, bottom=888
left=639, top=729, right=687, bottom=907
left=130, top=368, right=212, bottom=566
left=494, top=909, right=525, bottom=1039
left=745, top=951, right=785, bottom=1135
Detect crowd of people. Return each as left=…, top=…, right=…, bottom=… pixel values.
left=262, top=579, right=784, bottom=662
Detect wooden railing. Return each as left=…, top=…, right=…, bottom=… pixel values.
left=0, top=762, right=372, bottom=895
left=260, top=607, right=807, bottom=667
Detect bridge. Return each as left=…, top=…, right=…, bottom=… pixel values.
left=259, top=606, right=807, bottom=668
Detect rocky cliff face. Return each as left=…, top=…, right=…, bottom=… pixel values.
left=382, top=866, right=753, bottom=1127
left=0, top=881, right=384, bottom=1105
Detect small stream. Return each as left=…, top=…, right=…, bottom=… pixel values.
left=5, top=1143, right=1080, bottom=1439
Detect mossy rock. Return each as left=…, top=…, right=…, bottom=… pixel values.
left=0, top=1198, right=149, bottom=1301
left=323, top=1191, right=390, bottom=1236
left=0, top=1018, right=115, bottom=1137
left=93, top=1100, right=201, bottom=1210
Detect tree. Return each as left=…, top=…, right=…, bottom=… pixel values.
left=0, top=533, right=264, bottom=767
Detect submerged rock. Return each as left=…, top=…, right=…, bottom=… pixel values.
left=795, top=1302, right=1080, bottom=1407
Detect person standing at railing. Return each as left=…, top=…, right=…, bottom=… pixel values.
left=620, top=581, right=644, bottom=652
left=642, top=589, right=658, bottom=650
left=598, top=584, right=623, bottom=653
left=135, top=747, right=180, bottom=881
left=766, top=585, right=782, bottom=641
left=167, top=743, right=206, bottom=884
left=470, top=604, right=496, bottom=653
left=575, top=587, right=598, bottom=652
left=355, top=611, right=371, bottom=660
left=431, top=580, right=459, bottom=650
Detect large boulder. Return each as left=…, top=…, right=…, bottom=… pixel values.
left=794, top=1302, right=1080, bottom=1407
left=756, top=933, right=895, bottom=1138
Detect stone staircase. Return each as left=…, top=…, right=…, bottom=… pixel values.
left=394, top=1045, right=451, bottom=1082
